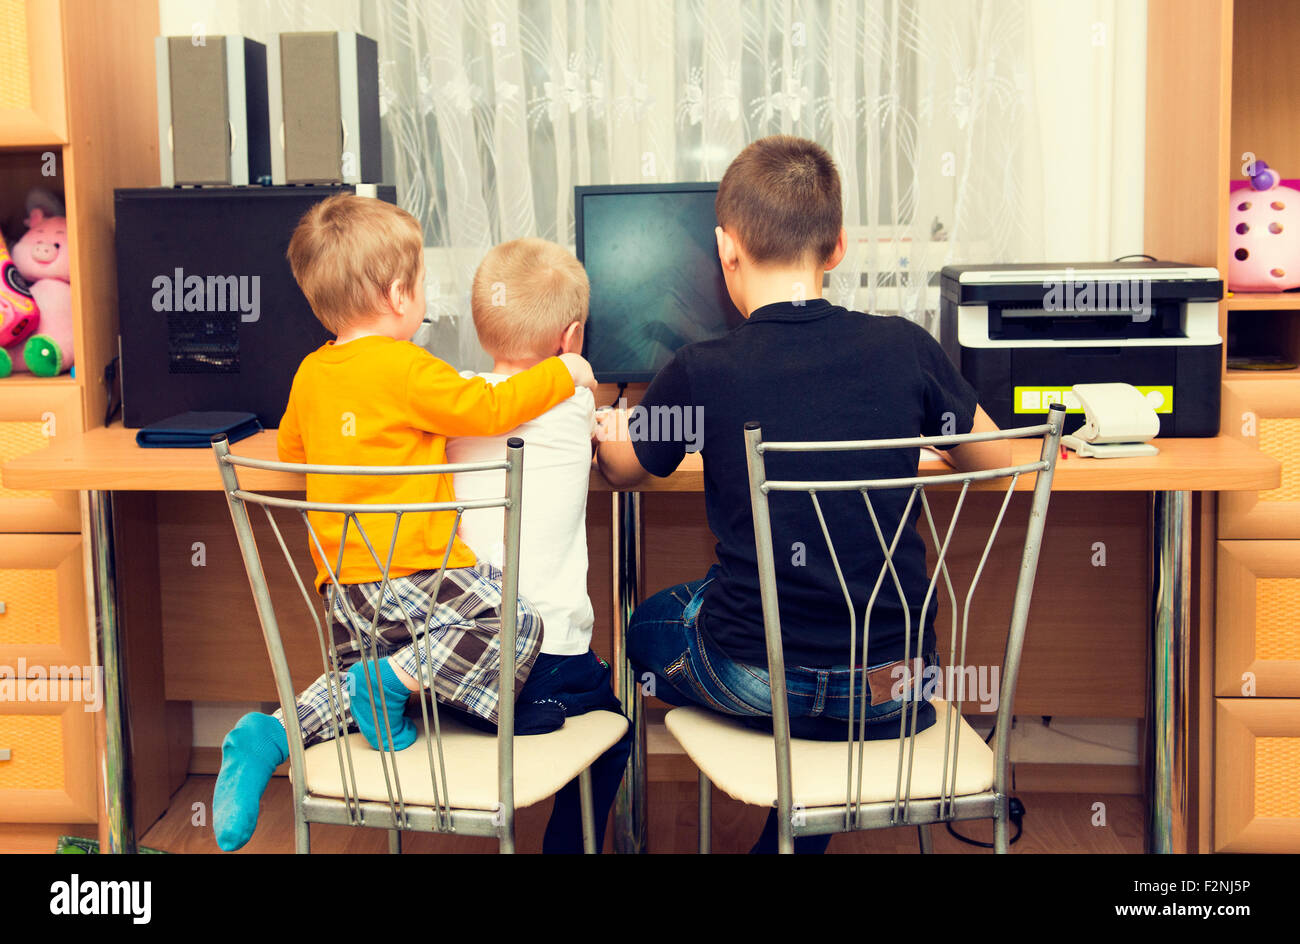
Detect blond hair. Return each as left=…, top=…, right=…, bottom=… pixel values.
left=470, top=238, right=589, bottom=360
left=286, top=194, right=424, bottom=333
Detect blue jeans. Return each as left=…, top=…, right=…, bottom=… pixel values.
left=626, top=566, right=935, bottom=854
left=627, top=566, right=934, bottom=734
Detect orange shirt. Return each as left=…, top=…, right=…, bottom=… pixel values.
left=276, top=336, right=575, bottom=589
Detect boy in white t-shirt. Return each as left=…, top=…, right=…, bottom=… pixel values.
left=445, top=238, right=630, bottom=853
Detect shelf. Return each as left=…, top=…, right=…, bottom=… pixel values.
left=1226, top=368, right=1300, bottom=380
left=0, top=374, right=78, bottom=389
left=1225, top=293, right=1300, bottom=311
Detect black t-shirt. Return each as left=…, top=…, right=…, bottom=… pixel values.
left=632, top=298, right=978, bottom=668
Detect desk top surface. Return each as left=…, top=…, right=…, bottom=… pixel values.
left=1, top=424, right=1280, bottom=493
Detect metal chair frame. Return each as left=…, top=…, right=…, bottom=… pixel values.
left=688, top=403, right=1066, bottom=854
left=211, top=434, right=598, bottom=853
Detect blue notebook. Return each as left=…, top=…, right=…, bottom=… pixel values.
left=135, top=411, right=263, bottom=448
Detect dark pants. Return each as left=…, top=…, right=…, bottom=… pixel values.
left=446, top=649, right=632, bottom=853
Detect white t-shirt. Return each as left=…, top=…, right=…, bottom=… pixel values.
left=446, top=372, right=596, bottom=656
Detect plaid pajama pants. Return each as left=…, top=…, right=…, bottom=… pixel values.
left=274, top=560, right=544, bottom=748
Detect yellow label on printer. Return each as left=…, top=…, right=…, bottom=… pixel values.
left=1013, top=385, right=1173, bottom=414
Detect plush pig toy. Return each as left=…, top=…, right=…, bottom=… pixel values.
left=1228, top=160, right=1300, bottom=292
left=9, top=190, right=73, bottom=376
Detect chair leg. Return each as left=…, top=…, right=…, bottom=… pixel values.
left=994, top=798, right=1009, bottom=854
left=698, top=771, right=712, bottom=855
left=388, top=829, right=402, bottom=854
left=295, top=813, right=310, bottom=854
left=917, top=824, right=933, bottom=854
left=778, top=802, right=794, bottom=854
left=579, top=768, right=597, bottom=854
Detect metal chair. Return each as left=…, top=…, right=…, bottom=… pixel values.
left=211, top=434, right=628, bottom=853
left=666, top=404, right=1066, bottom=853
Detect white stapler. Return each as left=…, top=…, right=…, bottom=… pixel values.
left=1060, top=383, right=1160, bottom=458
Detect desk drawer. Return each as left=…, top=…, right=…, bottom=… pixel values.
left=0, top=383, right=81, bottom=532
left=1215, top=699, right=1300, bottom=852
left=0, top=697, right=97, bottom=823
left=1221, top=381, right=1300, bottom=538
left=0, top=534, right=89, bottom=672
left=1217, top=541, right=1300, bottom=697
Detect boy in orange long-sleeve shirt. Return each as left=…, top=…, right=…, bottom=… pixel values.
left=213, top=195, right=596, bottom=850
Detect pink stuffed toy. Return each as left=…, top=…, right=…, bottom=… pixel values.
left=1228, top=160, right=1300, bottom=292
left=7, top=190, right=73, bottom=377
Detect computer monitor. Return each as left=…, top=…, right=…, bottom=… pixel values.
left=575, top=182, right=744, bottom=383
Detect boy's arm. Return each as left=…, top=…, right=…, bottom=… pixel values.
left=935, top=405, right=1010, bottom=472
left=406, top=353, right=584, bottom=437
left=276, top=387, right=306, bottom=463
left=595, top=409, right=651, bottom=488
left=596, top=352, right=692, bottom=486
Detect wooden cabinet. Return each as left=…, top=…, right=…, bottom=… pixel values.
left=1149, top=0, right=1300, bottom=852
left=0, top=0, right=159, bottom=840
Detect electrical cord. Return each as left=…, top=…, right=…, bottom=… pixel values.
left=1113, top=253, right=1156, bottom=262
left=941, top=719, right=1024, bottom=847
left=945, top=797, right=1025, bottom=848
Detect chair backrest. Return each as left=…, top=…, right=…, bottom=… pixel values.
left=743, top=403, right=1066, bottom=832
left=210, top=433, right=525, bottom=835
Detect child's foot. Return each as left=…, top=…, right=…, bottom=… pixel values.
left=347, top=659, right=417, bottom=752
left=213, top=713, right=289, bottom=851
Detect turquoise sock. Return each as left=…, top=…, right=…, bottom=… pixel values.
left=348, top=659, right=416, bottom=751
left=213, top=712, right=288, bottom=851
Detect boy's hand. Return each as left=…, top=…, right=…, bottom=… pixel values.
left=559, top=352, right=597, bottom=393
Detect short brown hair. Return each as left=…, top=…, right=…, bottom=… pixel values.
left=286, top=194, right=424, bottom=333
left=470, top=238, right=589, bottom=360
left=715, top=135, right=842, bottom=266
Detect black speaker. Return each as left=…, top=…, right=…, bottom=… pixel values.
left=115, top=185, right=397, bottom=428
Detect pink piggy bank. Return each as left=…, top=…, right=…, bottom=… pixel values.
left=1228, top=161, right=1300, bottom=292
left=9, top=205, right=74, bottom=376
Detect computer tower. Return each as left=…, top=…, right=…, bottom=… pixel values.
left=115, top=185, right=397, bottom=428
left=155, top=35, right=272, bottom=186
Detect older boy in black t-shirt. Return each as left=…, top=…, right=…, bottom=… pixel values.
left=595, top=135, right=1009, bottom=853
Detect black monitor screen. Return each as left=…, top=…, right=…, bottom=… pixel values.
left=576, top=183, right=744, bottom=382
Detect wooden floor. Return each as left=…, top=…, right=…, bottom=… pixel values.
left=55, top=775, right=1153, bottom=854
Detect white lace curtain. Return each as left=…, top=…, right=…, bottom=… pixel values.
left=161, top=0, right=1147, bottom=370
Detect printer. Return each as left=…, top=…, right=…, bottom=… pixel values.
left=939, top=262, right=1223, bottom=437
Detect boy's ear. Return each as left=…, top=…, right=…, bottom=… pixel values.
left=716, top=226, right=739, bottom=271
left=387, top=278, right=406, bottom=314
left=823, top=227, right=848, bottom=272
left=558, top=320, right=584, bottom=355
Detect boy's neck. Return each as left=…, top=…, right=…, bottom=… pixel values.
left=738, top=265, right=827, bottom=316
left=489, top=356, right=545, bottom=377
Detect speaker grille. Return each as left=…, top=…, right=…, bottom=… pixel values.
left=281, top=32, right=342, bottom=183
left=168, top=36, right=232, bottom=185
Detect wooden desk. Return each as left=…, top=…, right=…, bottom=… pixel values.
left=3, top=425, right=1280, bottom=854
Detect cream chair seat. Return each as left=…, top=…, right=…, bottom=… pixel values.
left=665, top=698, right=991, bottom=808
left=304, top=710, right=629, bottom=810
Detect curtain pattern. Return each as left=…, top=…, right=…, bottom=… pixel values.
left=163, top=0, right=1067, bottom=369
